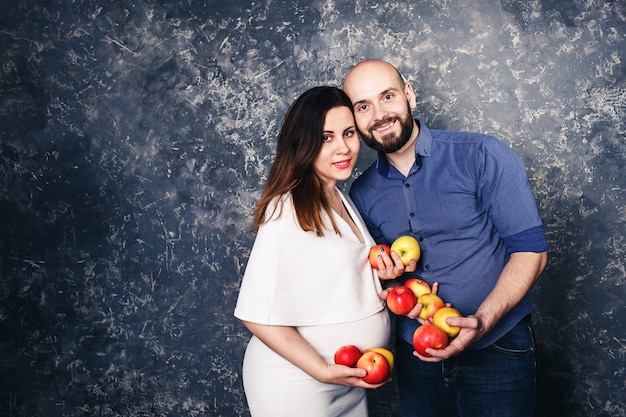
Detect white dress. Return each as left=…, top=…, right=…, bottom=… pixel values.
left=234, top=190, right=390, bottom=417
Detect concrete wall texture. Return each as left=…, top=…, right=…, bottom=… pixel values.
left=1, top=1, right=625, bottom=416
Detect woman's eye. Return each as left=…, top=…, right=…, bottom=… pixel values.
left=322, top=135, right=332, bottom=142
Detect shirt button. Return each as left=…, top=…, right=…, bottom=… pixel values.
left=425, top=265, right=431, bottom=270
left=418, top=237, right=424, bottom=241
left=409, top=212, right=415, bottom=217
left=404, top=183, right=410, bottom=188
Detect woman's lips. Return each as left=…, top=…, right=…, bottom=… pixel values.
left=334, top=159, right=351, bottom=169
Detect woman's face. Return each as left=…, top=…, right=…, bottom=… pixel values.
left=313, top=106, right=360, bottom=187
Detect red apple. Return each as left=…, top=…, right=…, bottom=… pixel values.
left=356, top=351, right=390, bottom=384
left=390, top=235, right=421, bottom=266
left=334, top=345, right=362, bottom=367
left=368, top=244, right=391, bottom=269
left=387, top=285, right=417, bottom=315
left=417, top=293, right=445, bottom=320
left=412, top=323, right=448, bottom=357
left=404, top=277, right=431, bottom=299
left=432, top=306, right=462, bottom=338
left=363, top=347, right=394, bottom=372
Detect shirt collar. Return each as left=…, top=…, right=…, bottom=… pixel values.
left=376, top=119, right=432, bottom=176
left=414, top=120, right=432, bottom=158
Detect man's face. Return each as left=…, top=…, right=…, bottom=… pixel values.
left=343, top=61, right=417, bottom=154
left=359, top=99, right=414, bottom=154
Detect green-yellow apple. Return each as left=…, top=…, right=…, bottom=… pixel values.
left=368, top=244, right=391, bottom=269
left=412, top=323, right=448, bottom=357
left=387, top=285, right=417, bottom=315
left=356, top=351, right=390, bottom=384
left=390, top=236, right=420, bottom=266
left=334, top=345, right=362, bottom=367
left=363, top=347, right=394, bottom=372
left=404, top=277, right=431, bottom=299
left=433, top=306, right=462, bottom=338
left=417, top=293, right=444, bottom=320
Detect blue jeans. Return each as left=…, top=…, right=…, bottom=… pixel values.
left=395, top=316, right=537, bottom=417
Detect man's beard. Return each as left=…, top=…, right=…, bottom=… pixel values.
left=360, top=102, right=414, bottom=154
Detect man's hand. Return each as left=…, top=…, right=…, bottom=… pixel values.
left=413, top=315, right=482, bottom=362
left=412, top=251, right=547, bottom=361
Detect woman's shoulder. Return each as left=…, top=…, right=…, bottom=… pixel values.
left=265, top=192, right=294, bottom=222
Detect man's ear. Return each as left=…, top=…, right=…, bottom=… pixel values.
left=404, top=83, right=417, bottom=109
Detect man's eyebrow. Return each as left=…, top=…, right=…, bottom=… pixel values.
left=353, top=87, right=401, bottom=107
left=380, top=87, right=400, bottom=96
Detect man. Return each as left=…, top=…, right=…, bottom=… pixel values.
left=343, top=59, right=548, bottom=417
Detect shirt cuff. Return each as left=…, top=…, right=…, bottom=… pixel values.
left=502, top=225, right=549, bottom=254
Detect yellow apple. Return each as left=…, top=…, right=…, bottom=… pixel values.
left=433, top=306, right=462, bottom=338
left=390, top=235, right=421, bottom=266
left=417, top=293, right=444, bottom=320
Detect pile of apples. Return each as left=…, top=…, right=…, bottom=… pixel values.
left=333, top=345, right=394, bottom=384
left=369, top=236, right=462, bottom=357
left=388, top=277, right=461, bottom=356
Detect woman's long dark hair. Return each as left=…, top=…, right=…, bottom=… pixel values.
left=253, top=86, right=354, bottom=236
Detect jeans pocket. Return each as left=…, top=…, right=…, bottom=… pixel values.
left=490, top=321, right=535, bottom=356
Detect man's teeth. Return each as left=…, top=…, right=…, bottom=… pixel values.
left=376, top=122, right=393, bottom=132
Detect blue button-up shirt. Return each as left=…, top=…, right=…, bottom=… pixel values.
left=350, top=121, right=548, bottom=349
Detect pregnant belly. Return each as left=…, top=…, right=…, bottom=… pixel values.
left=298, top=309, right=391, bottom=363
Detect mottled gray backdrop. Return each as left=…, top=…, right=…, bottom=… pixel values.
left=1, top=1, right=625, bottom=416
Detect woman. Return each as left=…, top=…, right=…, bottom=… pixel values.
left=234, top=86, right=395, bottom=416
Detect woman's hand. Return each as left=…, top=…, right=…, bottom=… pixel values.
left=318, top=363, right=391, bottom=388
left=374, top=247, right=417, bottom=280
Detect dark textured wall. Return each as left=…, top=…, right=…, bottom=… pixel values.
left=1, top=1, right=624, bottom=416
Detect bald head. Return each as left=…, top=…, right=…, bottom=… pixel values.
left=343, top=60, right=407, bottom=105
